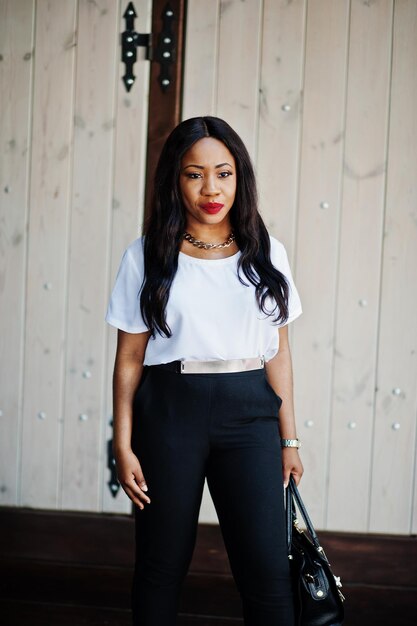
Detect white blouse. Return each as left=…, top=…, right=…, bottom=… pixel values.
left=105, top=234, right=303, bottom=366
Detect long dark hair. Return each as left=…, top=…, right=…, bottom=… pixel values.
left=140, top=116, right=290, bottom=338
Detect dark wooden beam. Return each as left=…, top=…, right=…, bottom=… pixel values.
left=144, top=0, right=186, bottom=222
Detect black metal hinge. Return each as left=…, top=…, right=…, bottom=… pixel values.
left=121, top=1, right=176, bottom=94
left=107, top=417, right=120, bottom=498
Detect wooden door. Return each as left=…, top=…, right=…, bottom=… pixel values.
left=182, top=0, right=417, bottom=535
left=0, top=0, right=184, bottom=515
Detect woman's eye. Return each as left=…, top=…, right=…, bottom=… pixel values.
left=185, top=171, right=232, bottom=180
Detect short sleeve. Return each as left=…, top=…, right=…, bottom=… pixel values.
left=269, top=236, right=303, bottom=327
left=105, top=238, right=149, bottom=333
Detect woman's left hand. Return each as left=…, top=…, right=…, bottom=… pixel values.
left=282, top=448, right=303, bottom=487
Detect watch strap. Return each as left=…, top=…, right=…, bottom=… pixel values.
left=281, top=438, right=301, bottom=449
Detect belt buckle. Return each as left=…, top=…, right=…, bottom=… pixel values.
left=179, top=355, right=265, bottom=374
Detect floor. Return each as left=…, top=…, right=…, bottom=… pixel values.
left=1, top=507, right=416, bottom=625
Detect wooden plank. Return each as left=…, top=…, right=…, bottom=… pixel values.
left=0, top=559, right=243, bottom=619
left=290, top=0, right=350, bottom=527
left=182, top=0, right=220, bottom=119
left=257, top=0, right=306, bottom=244
left=102, top=0, right=152, bottom=514
left=0, top=601, right=132, bottom=626
left=326, top=0, right=393, bottom=531
left=186, top=0, right=263, bottom=524
left=0, top=0, right=34, bottom=505
left=1, top=508, right=416, bottom=587
left=0, top=599, right=245, bottom=626
left=19, top=0, right=77, bottom=508
left=0, top=508, right=135, bottom=566
left=368, top=0, right=417, bottom=534
left=216, top=0, right=263, bottom=159
left=61, top=0, right=119, bottom=510
left=2, top=590, right=417, bottom=626
left=144, top=0, right=186, bottom=216
left=2, top=558, right=132, bottom=608
left=145, top=0, right=212, bottom=523
left=1, top=509, right=416, bottom=625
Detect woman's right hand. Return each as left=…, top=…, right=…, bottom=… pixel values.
left=114, top=448, right=151, bottom=510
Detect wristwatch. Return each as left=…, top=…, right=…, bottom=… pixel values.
left=281, top=438, right=301, bottom=449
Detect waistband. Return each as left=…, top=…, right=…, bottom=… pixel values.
left=148, top=355, right=266, bottom=374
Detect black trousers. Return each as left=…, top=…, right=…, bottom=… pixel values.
left=130, top=363, right=295, bottom=625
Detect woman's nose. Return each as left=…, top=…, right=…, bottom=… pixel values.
left=201, top=175, right=220, bottom=196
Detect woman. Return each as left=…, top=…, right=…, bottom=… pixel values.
left=105, top=116, right=304, bottom=625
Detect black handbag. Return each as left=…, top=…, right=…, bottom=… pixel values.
left=286, top=474, right=346, bottom=625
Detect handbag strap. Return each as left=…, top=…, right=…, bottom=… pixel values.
left=286, top=481, right=295, bottom=553
left=286, top=474, right=325, bottom=555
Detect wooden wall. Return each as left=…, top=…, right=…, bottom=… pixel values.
left=182, top=0, right=417, bottom=534
left=1, top=0, right=416, bottom=535
left=0, top=0, right=151, bottom=515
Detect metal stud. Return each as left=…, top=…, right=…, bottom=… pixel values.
left=320, top=201, right=330, bottom=209
left=166, top=9, right=173, bottom=16
left=79, top=413, right=89, bottom=421
left=281, top=104, right=291, bottom=112
left=126, top=51, right=133, bottom=57
left=82, top=370, right=92, bottom=379
left=391, top=422, right=401, bottom=431
left=163, top=51, right=170, bottom=58
left=37, top=411, right=46, bottom=420
left=43, top=282, right=52, bottom=290
left=164, top=37, right=171, bottom=44
left=392, top=388, right=402, bottom=396
left=317, top=590, right=324, bottom=598
left=358, top=299, right=368, bottom=307
left=347, top=421, right=356, bottom=429
left=305, top=420, right=314, bottom=428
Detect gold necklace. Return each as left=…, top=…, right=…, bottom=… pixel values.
left=183, top=230, right=235, bottom=250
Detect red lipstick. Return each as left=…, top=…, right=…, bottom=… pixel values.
left=200, top=202, right=224, bottom=214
